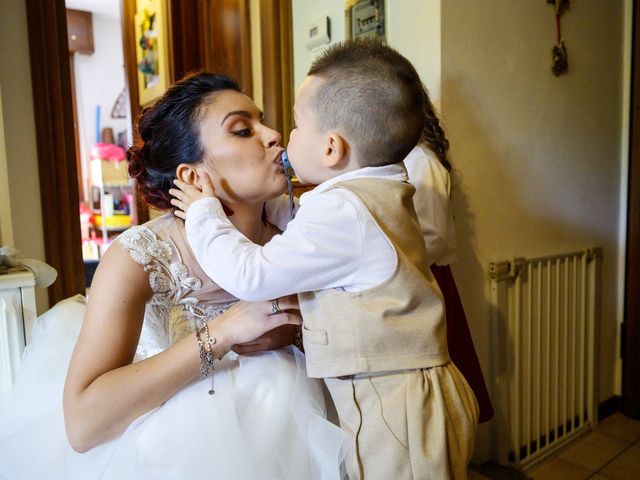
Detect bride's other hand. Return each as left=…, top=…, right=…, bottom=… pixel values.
left=231, top=324, right=298, bottom=354
left=170, top=172, right=216, bottom=219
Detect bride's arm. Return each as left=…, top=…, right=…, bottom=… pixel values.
left=63, top=243, right=300, bottom=453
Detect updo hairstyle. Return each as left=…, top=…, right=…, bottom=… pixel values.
left=127, top=72, right=241, bottom=210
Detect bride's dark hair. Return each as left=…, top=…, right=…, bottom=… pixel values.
left=127, top=72, right=241, bottom=210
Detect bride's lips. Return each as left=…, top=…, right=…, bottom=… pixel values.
left=274, top=149, right=285, bottom=173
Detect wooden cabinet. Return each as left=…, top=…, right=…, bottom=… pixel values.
left=67, top=9, right=94, bottom=54
left=0, top=271, right=36, bottom=394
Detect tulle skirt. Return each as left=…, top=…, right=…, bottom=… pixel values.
left=0, top=296, right=348, bottom=479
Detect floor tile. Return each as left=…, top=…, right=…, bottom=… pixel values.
left=597, top=413, right=640, bottom=444
left=528, top=457, right=591, bottom=480
left=599, top=443, right=640, bottom=480
left=557, top=432, right=628, bottom=471
left=589, top=475, right=614, bottom=480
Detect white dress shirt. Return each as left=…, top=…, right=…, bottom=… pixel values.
left=185, top=164, right=408, bottom=301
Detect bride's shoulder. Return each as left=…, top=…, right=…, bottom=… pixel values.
left=115, top=212, right=179, bottom=268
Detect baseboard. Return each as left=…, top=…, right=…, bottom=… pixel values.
left=598, top=395, right=622, bottom=421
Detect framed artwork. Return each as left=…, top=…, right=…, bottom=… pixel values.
left=134, top=0, right=169, bottom=106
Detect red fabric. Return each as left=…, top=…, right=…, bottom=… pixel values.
left=431, top=264, right=494, bottom=423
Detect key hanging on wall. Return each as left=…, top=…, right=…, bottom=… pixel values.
left=547, top=0, right=570, bottom=76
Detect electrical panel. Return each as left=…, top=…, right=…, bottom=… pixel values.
left=345, top=0, right=385, bottom=40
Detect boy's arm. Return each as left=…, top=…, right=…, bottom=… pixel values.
left=185, top=193, right=363, bottom=301
left=170, top=178, right=297, bottom=231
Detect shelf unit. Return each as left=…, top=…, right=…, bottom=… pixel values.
left=89, top=157, right=135, bottom=246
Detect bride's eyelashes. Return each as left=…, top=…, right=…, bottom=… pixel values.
left=231, top=128, right=254, bottom=138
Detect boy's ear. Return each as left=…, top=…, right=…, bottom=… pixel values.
left=175, top=163, right=201, bottom=187
left=322, top=132, right=349, bottom=169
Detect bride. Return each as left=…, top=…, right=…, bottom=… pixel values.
left=0, top=72, right=346, bottom=479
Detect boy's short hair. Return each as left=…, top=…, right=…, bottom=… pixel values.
left=307, top=38, right=424, bottom=167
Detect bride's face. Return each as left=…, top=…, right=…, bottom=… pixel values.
left=196, top=90, right=287, bottom=206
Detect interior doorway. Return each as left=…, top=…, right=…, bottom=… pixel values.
left=65, top=0, right=135, bottom=288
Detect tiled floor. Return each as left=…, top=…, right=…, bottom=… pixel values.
left=466, top=413, right=640, bottom=480
left=527, top=413, right=640, bottom=480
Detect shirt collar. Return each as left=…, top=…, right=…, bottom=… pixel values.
left=300, top=162, right=408, bottom=202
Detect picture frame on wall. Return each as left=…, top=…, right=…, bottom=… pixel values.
left=134, top=0, right=169, bottom=107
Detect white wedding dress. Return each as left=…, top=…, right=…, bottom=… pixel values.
left=0, top=214, right=348, bottom=480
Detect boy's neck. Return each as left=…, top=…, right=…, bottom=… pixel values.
left=313, top=157, right=362, bottom=185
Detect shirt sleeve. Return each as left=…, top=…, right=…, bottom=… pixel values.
left=403, top=145, right=453, bottom=265
left=184, top=194, right=364, bottom=301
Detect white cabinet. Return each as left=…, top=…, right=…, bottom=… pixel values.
left=0, top=270, right=36, bottom=393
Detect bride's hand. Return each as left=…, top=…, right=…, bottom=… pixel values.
left=231, top=295, right=301, bottom=353
left=210, top=296, right=301, bottom=351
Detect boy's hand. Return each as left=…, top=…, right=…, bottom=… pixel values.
left=169, top=173, right=215, bottom=220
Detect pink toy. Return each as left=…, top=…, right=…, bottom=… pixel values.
left=91, top=142, right=125, bottom=162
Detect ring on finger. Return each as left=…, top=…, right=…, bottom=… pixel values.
left=271, top=299, right=283, bottom=314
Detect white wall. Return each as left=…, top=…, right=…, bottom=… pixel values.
left=0, top=1, right=49, bottom=313
left=292, top=0, right=346, bottom=91
left=72, top=11, right=129, bottom=201
left=441, top=0, right=626, bottom=460
left=292, top=0, right=441, bottom=103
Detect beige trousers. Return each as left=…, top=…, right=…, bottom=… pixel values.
left=325, top=363, right=478, bottom=480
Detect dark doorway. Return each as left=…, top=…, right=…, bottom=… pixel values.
left=623, top=0, right=640, bottom=419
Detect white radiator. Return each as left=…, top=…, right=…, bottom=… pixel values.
left=489, top=248, right=601, bottom=468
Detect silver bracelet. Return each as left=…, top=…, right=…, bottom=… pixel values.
left=194, top=320, right=216, bottom=395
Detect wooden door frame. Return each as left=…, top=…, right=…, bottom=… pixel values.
left=623, top=0, right=640, bottom=419
left=27, top=0, right=291, bottom=305
left=260, top=0, right=294, bottom=145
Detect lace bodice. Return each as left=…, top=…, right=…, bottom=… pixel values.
left=116, top=214, right=238, bottom=359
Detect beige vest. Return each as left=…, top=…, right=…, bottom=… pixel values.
left=299, top=178, right=449, bottom=378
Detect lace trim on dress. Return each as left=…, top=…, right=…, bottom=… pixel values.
left=116, top=226, right=235, bottom=356
left=117, top=225, right=202, bottom=304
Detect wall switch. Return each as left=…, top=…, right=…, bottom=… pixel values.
left=305, top=16, right=331, bottom=50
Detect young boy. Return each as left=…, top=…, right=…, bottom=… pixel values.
left=172, top=38, right=478, bottom=479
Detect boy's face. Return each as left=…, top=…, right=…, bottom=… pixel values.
left=287, top=76, right=330, bottom=185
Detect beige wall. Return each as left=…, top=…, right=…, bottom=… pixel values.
left=0, top=87, right=12, bottom=248
left=442, top=0, right=627, bottom=459
left=0, top=1, right=48, bottom=313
